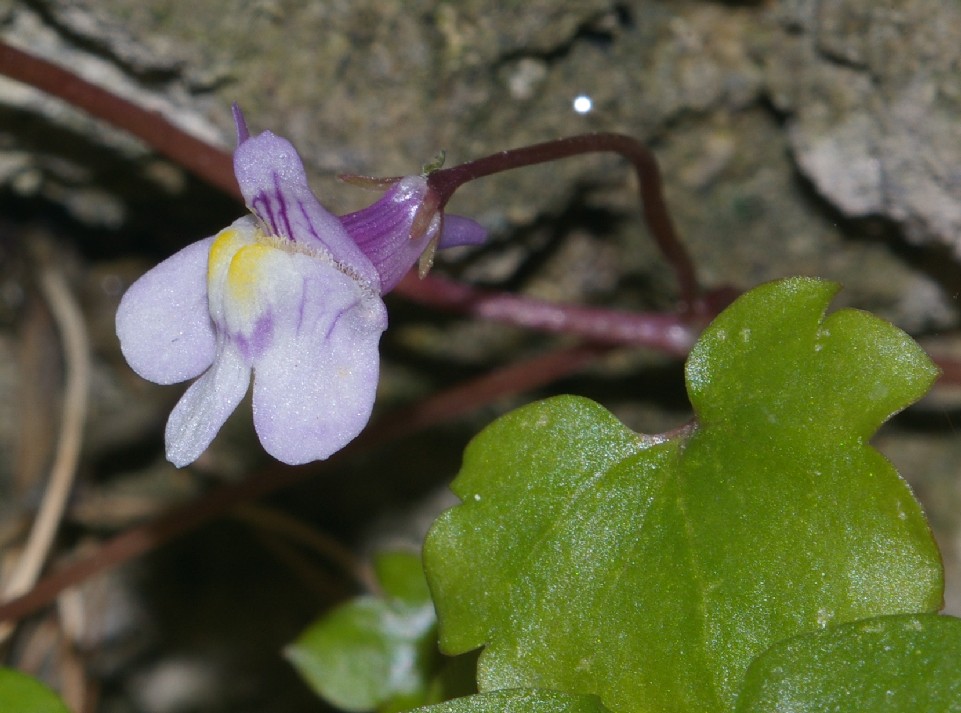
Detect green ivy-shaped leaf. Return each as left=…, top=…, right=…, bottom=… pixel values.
left=409, top=688, right=613, bottom=713
left=0, top=669, right=70, bottom=713
left=735, top=614, right=961, bottom=712
left=424, top=278, right=943, bottom=713
left=286, top=551, right=473, bottom=712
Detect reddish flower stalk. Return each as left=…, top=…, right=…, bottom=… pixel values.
left=0, top=41, right=705, bottom=624
left=422, top=133, right=701, bottom=314
left=0, top=39, right=705, bottom=352
left=1, top=33, right=959, bottom=629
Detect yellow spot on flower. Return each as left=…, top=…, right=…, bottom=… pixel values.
left=208, top=227, right=250, bottom=283
left=206, top=220, right=279, bottom=331
left=226, top=244, right=274, bottom=304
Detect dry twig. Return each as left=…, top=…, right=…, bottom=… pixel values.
left=232, top=504, right=378, bottom=593
left=1, top=269, right=90, bottom=642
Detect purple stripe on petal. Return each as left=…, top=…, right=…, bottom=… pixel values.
left=250, top=255, right=387, bottom=465
left=233, top=130, right=378, bottom=286
left=297, top=199, right=321, bottom=245
left=293, top=275, right=310, bottom=336
left=339, top=177, right=432, bottom=294
left=273, top=172, right=294, bottom=241
left=233, top=314, right=275, bottom=362
left=338, top=174, right=489, bottom=294
left=252, top=191, right=276, bottom=233
left=323, top=303, right=356, bottom=341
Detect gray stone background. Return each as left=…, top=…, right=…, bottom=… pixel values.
left=2, top=1, right=961, bottom=711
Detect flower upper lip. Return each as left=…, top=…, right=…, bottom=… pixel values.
left=233, top=125, right=381, bottom=290
left=115, top=105, right=487, bottom=467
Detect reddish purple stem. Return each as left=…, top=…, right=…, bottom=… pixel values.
left=1, top=33, right=959, bottom=630
left=0, top=38, right=703, bottom=351
left=425, top=133, right=701, bottom=313
left=0, top=42, right=238, bottom=198
left=397, top=272, right=696, bottom=356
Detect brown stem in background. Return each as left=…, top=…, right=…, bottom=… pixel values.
left=0, top=344, right=606, bottom=624
left=0, top=39, right=706, bottom=348
left=0, top=41, right=238, bottom=198
left=0, top=39, right=691, bottom=626
left=5, top=34, right=960, bottom=629
left=0, top=268, right=90, bottom=643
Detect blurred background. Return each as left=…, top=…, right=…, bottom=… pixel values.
left=2, top=1, right=961, bottom=711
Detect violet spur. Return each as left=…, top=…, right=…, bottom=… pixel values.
left=116, top=107, right=485, bottom=467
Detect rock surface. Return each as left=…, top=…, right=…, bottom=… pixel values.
left=2, top=0, right=961, bottom=710
left=766, top=1, right=961, bottom=252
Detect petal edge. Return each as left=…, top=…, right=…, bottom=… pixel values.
left=165, top=344, right=251, bottom=467
left=251, top=256, right=387, bottom=465
left=234, top=131, right=379, bottom=287
left=116, top=237, right=217, bottom=385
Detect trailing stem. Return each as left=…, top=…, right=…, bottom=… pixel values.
left=0, top=39, right=706, bottom=348
left=422, top=133, right=701, bottom=314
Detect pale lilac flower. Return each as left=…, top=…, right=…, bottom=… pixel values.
left=116, top=107, right=485, bottom=467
